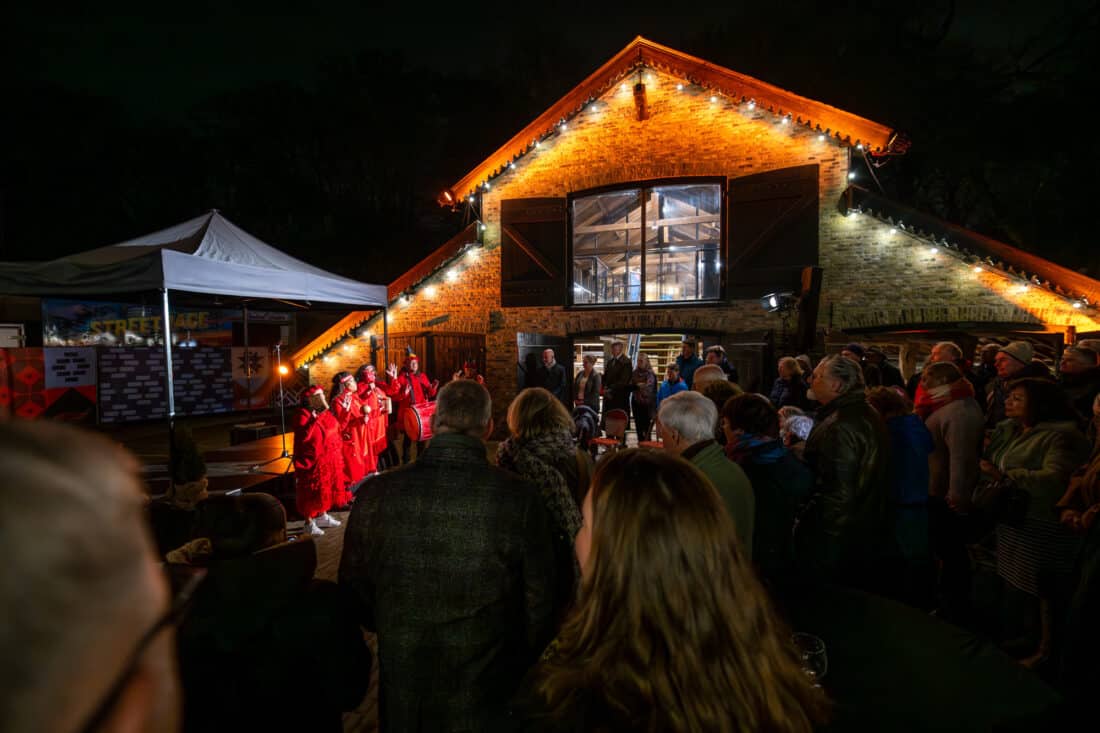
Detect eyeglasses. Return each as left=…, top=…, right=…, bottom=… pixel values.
left=76, top=567, right=206, bottom=733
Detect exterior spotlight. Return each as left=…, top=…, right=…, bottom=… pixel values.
left=278, top=364, right=289, bottom=376
left=761, top=291, right=795, bottom=313
left=848, top=172, right=856, bottom=180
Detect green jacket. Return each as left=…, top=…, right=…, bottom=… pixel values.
left=985, top=419, right=1090, bottom=519
left=685, top=440, right=755, bottom=560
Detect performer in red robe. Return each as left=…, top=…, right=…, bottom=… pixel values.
left=383, top=352, right=439, bottom=464
left=330, top=372, right=366, bottom=503
left=451, top=360, right=485, bottom=386
left=292, top=385, right=344, bottom=536
left=356, top=364, right=390, bottom=473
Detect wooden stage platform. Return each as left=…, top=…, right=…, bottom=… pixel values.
left=140, top=432, right=294, bottom=498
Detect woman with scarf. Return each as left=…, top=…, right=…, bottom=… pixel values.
left=630, top=352, right=658, bottom=443
left=918, top=361, right=986, bottom=620
left=498, top=388, right=591, bottom=621
left=720, top=393, right=813, bottom=580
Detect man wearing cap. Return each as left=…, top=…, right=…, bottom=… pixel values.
left=294, top=385, right=345, bottom=536
left=385, top=353, right=440, bottom=464
left=676, top=337, right=705, bottom=389
left=986, top=341, right=1052, bottom=428
left=865, top=346, right=905, bottom=389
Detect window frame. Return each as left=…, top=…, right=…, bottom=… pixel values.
left=567, top=176, right=727, bottom=309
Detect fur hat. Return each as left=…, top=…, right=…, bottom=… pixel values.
left=998, top=341, right=1034, bottom=365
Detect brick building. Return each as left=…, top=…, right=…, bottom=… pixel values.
left=296, top=37, right=1100, bottom=431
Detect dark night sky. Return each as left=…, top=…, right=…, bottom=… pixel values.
left=4, top=1, right=1099, bottom=285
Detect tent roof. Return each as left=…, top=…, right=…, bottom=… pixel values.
left=0, top=210, right=387, bottom=308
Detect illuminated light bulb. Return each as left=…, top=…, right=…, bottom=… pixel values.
left=446, top=269, right=459, bottom=282
left=818, top=134, right=825, bottom=141
left=343, top=344, right=352, bottom=352
left=386, top=312, right=394, bottom=323
left=710, top=95, right=718, bottom=103
left=747, top=100, right=756, bottom=109
left=278, top=364, right=289, bottom=376
left=782, top=115, right=791, bottom=125
left=1074, top=301, right=1084, bottom=309
left=973, top=266, right=983, bottom=273
left=848, top=172, right=856, bottom=180
left=929, top=247, right=938, bottom=254
left=468, top=195, right=475, bottom=203
left=509, top=162, right=515, bottom=169
left=478, top=223, right=486, bottom=231
left=769, top=296, right=778, bottom=309
left=676, top=83, right=683, bottom=91
left=535, top=140, right=541, bottom=148
left=890, top=227, right=897, bottom=235
left=424, top=285, right=437, bottom=299
left=620, top=83, right=627, bottom=91
left=560, top=122, right=567, bottom=130
left=467, top=247, right=479, bottom=260
left=856, top=143, right=864, bottom=150
left=483, top=182, right=490, bottom=190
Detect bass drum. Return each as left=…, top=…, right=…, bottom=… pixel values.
left=403, top=401, right=437, bottom=442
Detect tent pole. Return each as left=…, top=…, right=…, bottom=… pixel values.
left=243, top=302, right=252, bottom=409
left=383, top=305, right=389, bottom=369
left=161, top=288, right=176, bottom=485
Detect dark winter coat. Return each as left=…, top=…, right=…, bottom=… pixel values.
left=768, top=376, right=808, bottom=410
left=339, top=432, right=558, bottom=733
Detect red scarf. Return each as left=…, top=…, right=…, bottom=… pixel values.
left=914, top=377, right=975, bottom=419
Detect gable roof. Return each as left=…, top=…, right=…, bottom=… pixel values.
left=843, top=186, right=1100, bottom=308
left=439, top=36, right=906, bottom=206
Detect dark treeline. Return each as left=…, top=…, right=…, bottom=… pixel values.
left=3, top=2, right=1098, bottom=283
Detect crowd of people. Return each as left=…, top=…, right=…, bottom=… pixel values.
left=7, top=334, right=1100, bottom=732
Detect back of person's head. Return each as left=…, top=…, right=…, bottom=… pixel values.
left=932, top=341, right=963, bottom=362
left=779, top=356, right=803, bottom=377
left=722, top=393, right=781, bottom=438
left=923, top=361, right=964, bottom=389
left=1007, top=377, right=1078, bottom=426
left=0, top=421, right=180, bottom=733
left=700, top=379, right=742, bottom=418
left=658, top=390, right=718, bottom=444
left=1077, top=339, right=1100, bottom=363
left=866, top=386, right=913, bottom=420
left=691, top=363, right=726, bottom=389
left=507, top=387, right=572, bottom=442
left=539, top=449, right=823, bottom=731
left=432, top=379, right=492, bottom=436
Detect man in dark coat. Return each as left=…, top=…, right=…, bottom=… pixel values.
left=537, top=348, right=570, bottom=409
left=675, top=337, right=705, bottom=389
left=865, top=346, right=905, bottom=389
left=339, top=380, right=558, bottom=733
left=798, top=354, right=898, bottom=595
left=1059, top=345, right=1100, bottom=427
left=602, top=340, right=633, bottom=426
left=705, top=344, right=740, bottom=384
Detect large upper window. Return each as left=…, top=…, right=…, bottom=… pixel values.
left=571, top=182, right=721, bottom=305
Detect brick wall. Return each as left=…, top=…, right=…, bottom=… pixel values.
left=308, top=66, right=1100, bottom=425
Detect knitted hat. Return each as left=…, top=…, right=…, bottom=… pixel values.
left=998, top=341, right=1033, bottom=365
left=843, top=343, right=865, bottom=358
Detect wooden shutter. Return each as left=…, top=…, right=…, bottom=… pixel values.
left=726, top=165, right=819, bottom=299
left=501, top=198, right=568, bottom=307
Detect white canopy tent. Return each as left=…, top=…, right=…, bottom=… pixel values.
left=0, top=211, right=390, bottom=464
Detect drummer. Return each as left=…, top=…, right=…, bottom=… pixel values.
left=384, top=352, right=439, bottom=464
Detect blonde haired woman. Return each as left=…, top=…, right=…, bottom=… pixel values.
left=513, top=449, right=826, bottom=731
left=770, top=356, right=808, bottom=409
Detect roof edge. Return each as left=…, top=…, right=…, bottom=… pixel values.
left=439, top=35, right=904, bottom=206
